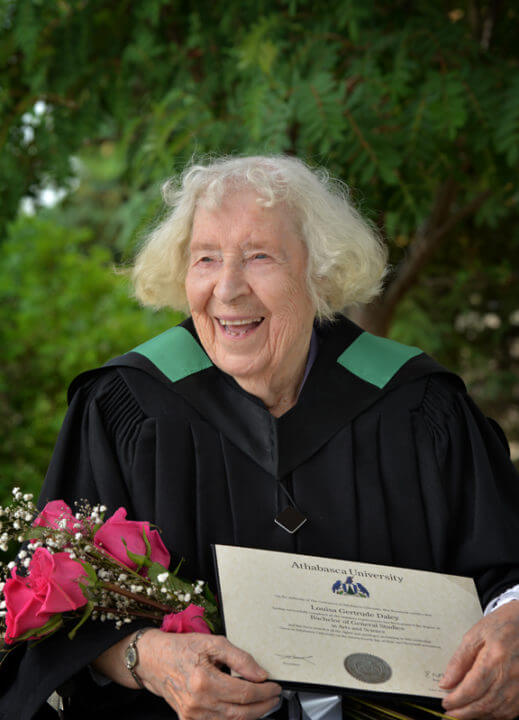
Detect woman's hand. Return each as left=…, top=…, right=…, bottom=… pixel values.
left=137, top=629, right=282, bottom=720
left=440, top=601, right=519, bottom=719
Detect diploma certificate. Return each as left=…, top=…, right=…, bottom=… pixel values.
left=213, top=545, right=483, bottom=698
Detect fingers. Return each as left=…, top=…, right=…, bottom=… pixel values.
left=440, top=634, right=482, bottom=690
left=141, top=631, right=282, bottom=720
left=208, top=637, right=270, bottom=683
left=183, top=657, right=280, bottom=706
left=441, top=653, right=495, bottom=714
left=439, top=603, right=519, bottom=720
left=165, top=668, right=281, bottom=720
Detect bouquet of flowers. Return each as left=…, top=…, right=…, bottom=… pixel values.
left=0, top=487, right=220, bottom=648
left=0, top=488, right=452, bottom=720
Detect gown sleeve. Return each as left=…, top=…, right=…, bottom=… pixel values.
left=0, top=370, right=164, bottom=719
left=418, top=374, right=519, bottom=607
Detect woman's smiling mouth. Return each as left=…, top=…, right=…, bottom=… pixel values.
left=216, top=317, right=264, bottom=337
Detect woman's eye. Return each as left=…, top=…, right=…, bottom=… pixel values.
left=199, top=256, right=214, bottom=263
left=253, top=253, right=268, bottom=260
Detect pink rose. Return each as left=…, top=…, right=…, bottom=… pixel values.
left=28, top=548, right=88, bottom=614
left=3, top=571, right=52, bottom=643
left=161, top=604, right=211, bottom=634
left=33, top=500, right=77, bottom=532
left=4, top=548, right=88, bottom=643
left=93, top=507, right=170, bottom=572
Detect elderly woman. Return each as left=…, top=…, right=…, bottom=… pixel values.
left=2, top=156, right=519, bottom=720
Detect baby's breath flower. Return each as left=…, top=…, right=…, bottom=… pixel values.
left=0, top=601, right=6, bottom=609
left=17, top=535, right=24, bottom=543
left=7, top=561, right=16, bottom=570
left=18, top=550, right=27, bottom=559
left=23, top=558, right=31, bottom=568
left=23, top=493, right=33, bottom=501
left=157, top=572, right=169, bottom=583
left=24, top=513, right=32, bottom=522
left=184, top=593, right=191, bottom=602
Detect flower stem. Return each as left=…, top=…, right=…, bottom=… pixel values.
left=94, top=605, right=163, bottom=621
left=101, top=582, right=174, bottom=613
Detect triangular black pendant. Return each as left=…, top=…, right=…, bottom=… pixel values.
left=274, top=506, right=307, bottom=534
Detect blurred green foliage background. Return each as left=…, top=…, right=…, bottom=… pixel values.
left=1, top=0, right=518, bottom=503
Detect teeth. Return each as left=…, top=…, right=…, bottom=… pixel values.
left=218, top=318, right=262, bottom=326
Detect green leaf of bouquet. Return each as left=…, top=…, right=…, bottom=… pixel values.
left=14, top=613, right=64, bottom=642
left=166, top=574, right=193, bottom=593
left=148, top=561, right=169, bottom=583
left=142, top=527, right=152, bottom=562
left=121, top=538, right=149, bottom=568
left=202, top=614, right=222, bottom=634
left=78, top=560, right=99, bottom=588
left=203, top=584, right=217, bottom=605
left=148, top=562, right=192, bottom=593
left=68, top=600, right=94, bottom=640
left=23, top=526, right=47, bottom=541
left=172, top=557, right=184, bottom=576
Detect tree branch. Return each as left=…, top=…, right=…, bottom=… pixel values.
left=349, top=184, right=491, bottom=336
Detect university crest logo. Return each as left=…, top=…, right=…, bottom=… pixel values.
left=332, top=576, right=369, bottom=598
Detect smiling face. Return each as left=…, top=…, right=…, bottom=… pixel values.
left=185, top=189, right=316, bottom=412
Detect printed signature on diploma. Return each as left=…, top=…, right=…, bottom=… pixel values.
left=275, top=654, right=315, bottom=665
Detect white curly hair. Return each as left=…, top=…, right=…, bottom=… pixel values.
left=132, top=155, right=387, bottom=321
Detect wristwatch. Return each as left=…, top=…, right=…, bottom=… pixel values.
left=124, top=627, right=151, bottom=689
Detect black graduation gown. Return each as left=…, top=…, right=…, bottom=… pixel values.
left=1, top=316, right=519, bottom=720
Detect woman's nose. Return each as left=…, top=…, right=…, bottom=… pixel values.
left=213, top=262, right=250, bottom=303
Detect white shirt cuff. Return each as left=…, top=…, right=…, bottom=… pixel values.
left=484, top=584, right=519, bottom=615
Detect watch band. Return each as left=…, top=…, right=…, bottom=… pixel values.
left=125, top=627, right=152, bottom=689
